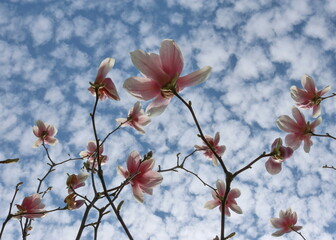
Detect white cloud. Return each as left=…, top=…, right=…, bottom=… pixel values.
left=29, top=15, right=54, bottom=45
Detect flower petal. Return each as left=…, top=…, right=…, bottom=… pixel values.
left=301, top=74, right=316, bottom=93
left=177, top=66, right=212, bottom=91
left=95, top=58, right=115, bottom=84
left=124, top=77, right=161, bottom=100
left=265, top=158, right=282, bottom=175
left=159, top=39, right=184, bottom=78
left=130, top=50, right=170, bottom=86
left=146, top=95, right=171, bottom=117
left=204, top=200, right=220, bottom=209
left=132, top=183, right=144, bottom=203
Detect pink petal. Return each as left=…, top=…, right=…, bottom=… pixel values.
left=204, top=200, right=220, bottom=209
left=276, top=115, right=298, bottom=133
left=271, top=230, right=285, bottom=237
left=36, top=120, right=46, bottom=132
left=265, top=158, right=282, bottom=175
left=132, top=183, right=144, bottom=203
left=229, top=203, right=242, bottom=214
left=123, top=77, right=161, bottom=100
left=216, top=180, right=226, bottom=196
left=159, top=39, right=184, bottom=78
left=229, top=188, right=241, bottom=198
left=117, top=166, right=129, bottom=178
left=177, top=66, right=212, bottom=91
left=45, top=136, right=58, bottom=145
left=301, top=74, right=316, bottom=93
left=146, top=95, right=171, bottom=117
left=270, top=218, right=283, bottom=228
left=318, top=85, right=331, bottom=96
left=127, top=151, right=140, bottom=174
left=46, top=125, right=57, bottom=136
left=101, top=78, right=120, bottom=101
left=285, top=134, right=302, bottom=150
left=130, top=50, right=170, bottom=86
left=310, top=116, right=322, bottom=130
left=33, top=139, right=43, bottom=148
left=292, top=226, right=303, bottom=231
left=292, top=107, right=306, bottom=127
left=95, top=58, right=115, bottom=84
left=303, top=137, right=312, bottom=153
left=312, top=105, right=321, bottom=118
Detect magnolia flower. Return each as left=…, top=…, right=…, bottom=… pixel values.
left=290, top=74, right=330, bottom=117
left=32, top=120, right=58, bottom=148
left=124, top=39, right=212, bottom=116
left=265, top=138, right=293, bottom=175
left=66, top=172, right=89, bottom=193
left=64, top=193, right=85, bottom=210
left=204, top=180, right=242, bottom=217
left=88, top=58, right=120, bottom=101
left=15, top=193, right=45, bottom=219
left=116, top=102, right=151, bottom=134
left=195, top=132, right=226, bottom=166
left=270, top=208, right=302, bottom=237
left=277, top=107, right=321, bottom=153
left=117, top=150, right=163, bottom=203
left=80, top=141, right=108, bottom=168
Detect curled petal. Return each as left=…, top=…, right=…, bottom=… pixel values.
left=146, top=96, right=171, bottom=117
left=95, top=58, right=115, bottom=84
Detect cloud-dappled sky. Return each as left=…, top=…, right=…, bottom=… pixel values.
left=1, top=0, right=336, bottom=239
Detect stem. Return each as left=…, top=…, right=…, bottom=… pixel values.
left=311, top=132, right=336, bottom=140
left=76, top=196, right=99, bottom=240
left=0, top=182, right=22, bottom=238
left=90, top=88, right=133, bottom=239
left=291, top=227, right=307, bottom=240
left=173, top=90, right=229, bottom=175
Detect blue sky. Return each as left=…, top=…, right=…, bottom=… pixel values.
left=1, top=0, right=336, bottom=239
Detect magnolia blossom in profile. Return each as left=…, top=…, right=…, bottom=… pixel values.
left=64, top=193, right=85, bottom=210
left=270, top=208, right=302, bottom=237
left=15, top=193, right=45, bottom=219
left=204, top=180, right=242, bottom=217
left=290, top=74, right=331, bottom=117
left=123, top=39, right=212, bottom=116
left=66, top=172, right=89, bottom=193
left=277, top=107, right=321, bottom=153
left=80, top=141, right=108, bottom=168
left=32, top=120, right=58, bottom=148
left=265, top=138, right=293, bottom=175
left=88, top=58, right=120, bottom=101
left=116, top=102, right=151, bottom=134
left=195, top=132, right=226, bottom=166
left=117, top=151, right=163, bottom=203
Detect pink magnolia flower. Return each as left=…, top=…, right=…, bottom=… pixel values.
left=116, top=102, right=151, bottom=134
left=290, top=74, right=330, bottom=117
left=64, top=193, right=85, bottom=210
left=265, top=138, right=293, bottom=175
left=277, top=107, right=321, bottom=153
left=15, top=193, right=45, bottom=219
left=124, top=39, right=212, bottom=116
left=66, top=172, right=89, bottom=193
left=195, top=132, right=226, bottom=166
left=117, top=150, right=163, bottom=203
left=80, top=140, right=108, bottom=168
left=88, top=58, right=120, bottom=101
left=32, top=120, right=58, bottom=148
left=270, top=208, right=302, bottom=237
left=204, top=180, right=242, bottom=217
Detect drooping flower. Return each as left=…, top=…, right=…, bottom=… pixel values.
left=88, top=58, right=120, bottom=101
left=80, top=140, right=108, bottom=168
left=204, top=180, right=242, bottom=217
left=290, top=74, right=330, bottom=117
left=265, top=138, right=294, bottom=175
left=270, top=208, right=302, bottom=237
left=124, top=39, right=212, bottom=116
left=15, top=193, right=45, bottom=219
left=195, top=132, right=226, bottom=166
left=66, top=172, right=89, bottom=193
left=116, top=102, right=151, bottom=134
left=32, top=120, right=58, bottom=148
left=277, top=107, right=321, bottom=153
left=117, top=151, right=163, bottom=203
left=64, top=193, right=85, bottom=210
